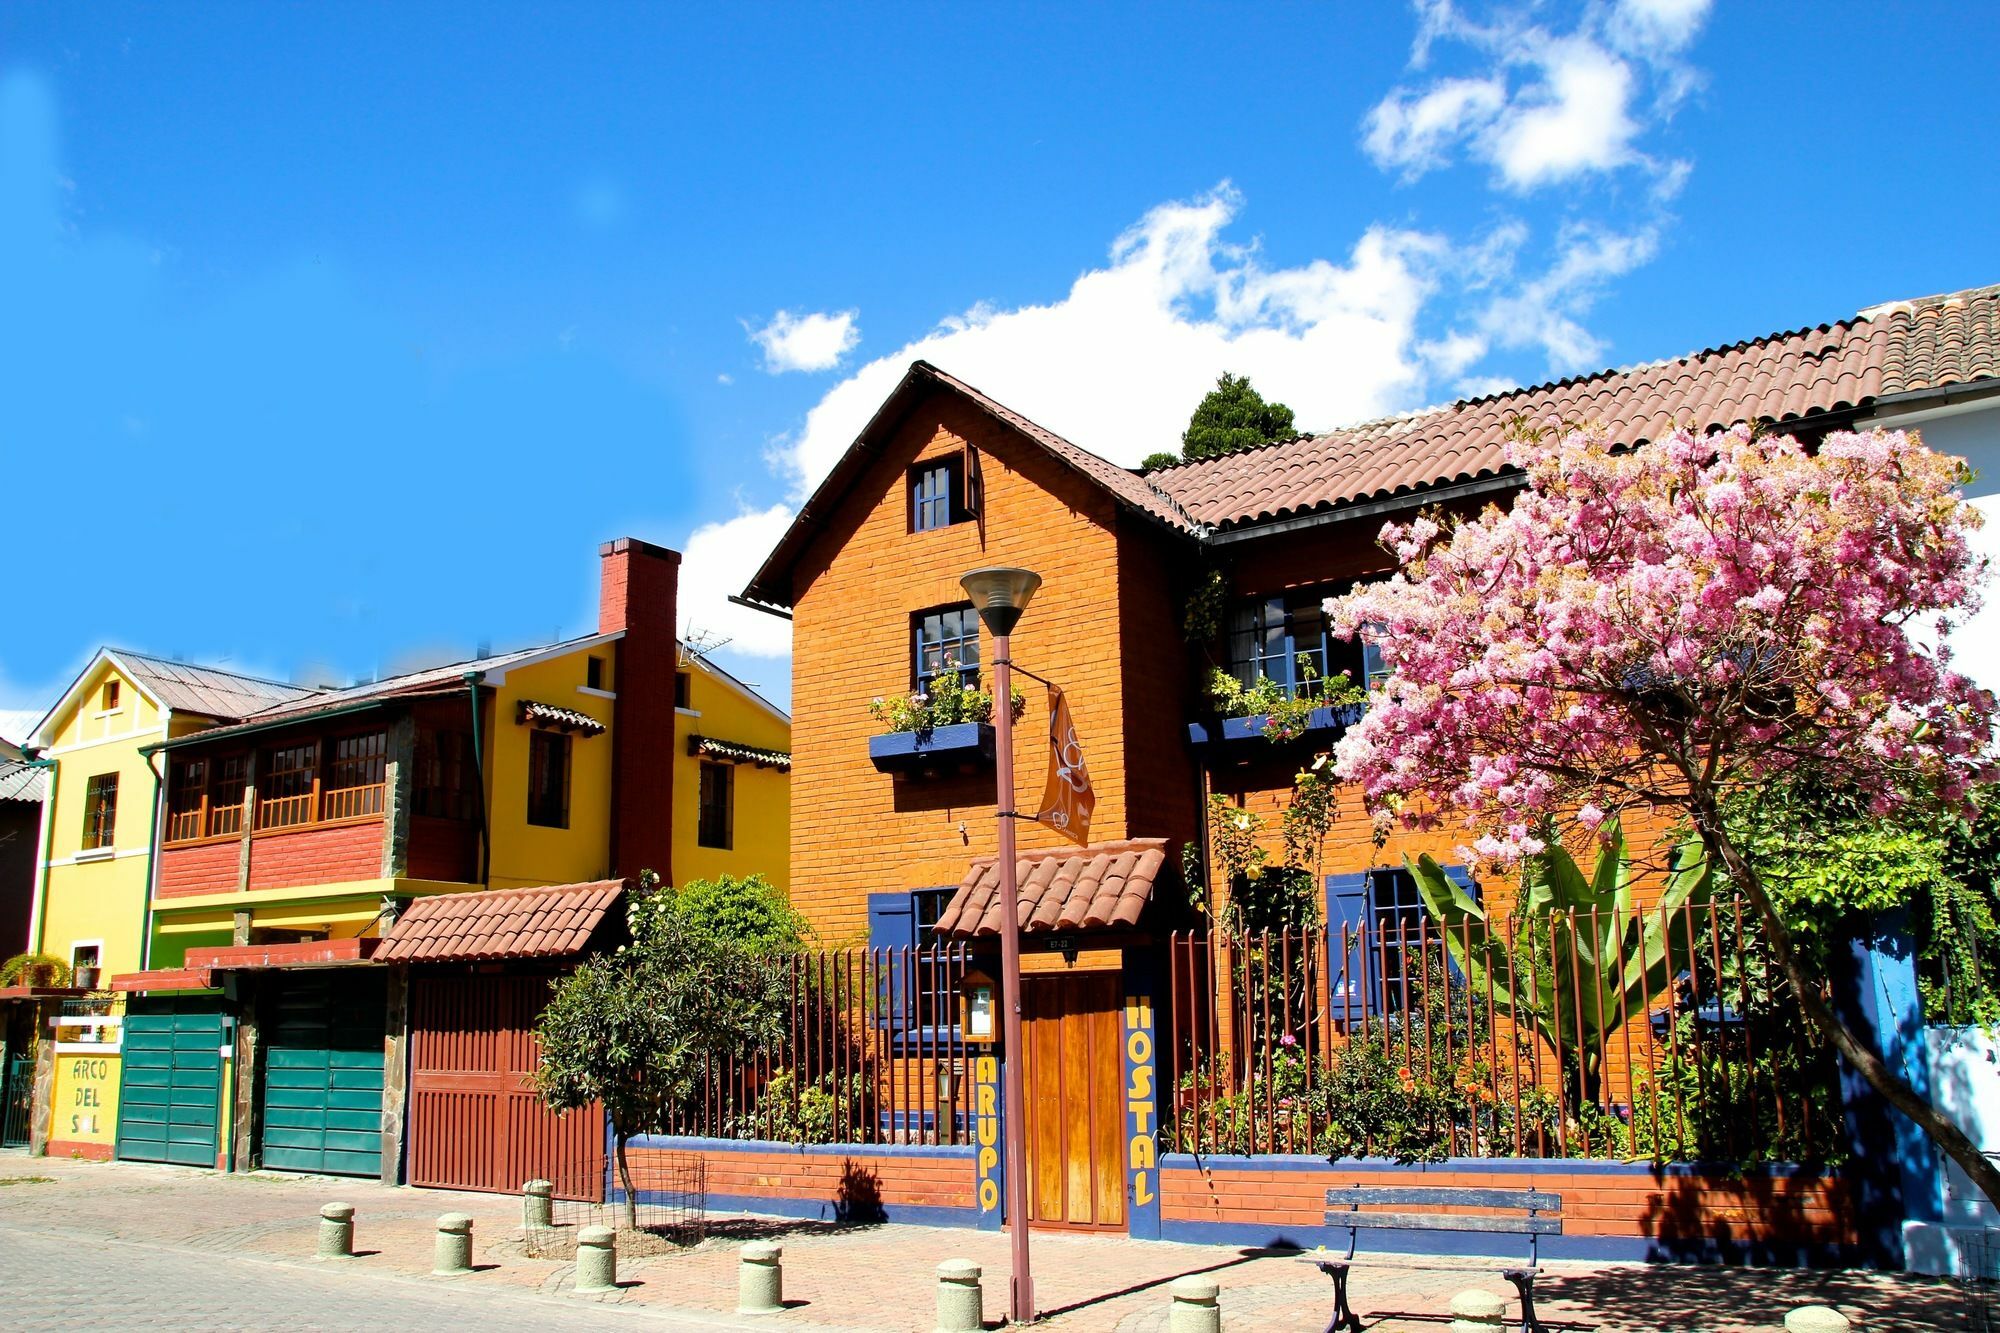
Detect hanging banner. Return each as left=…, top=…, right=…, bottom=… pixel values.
left=1034, top=685, right=1094, bottom=846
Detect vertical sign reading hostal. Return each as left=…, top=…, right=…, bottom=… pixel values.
left=1124, top=988, right=1161, bottom=1239
left=972, top=1052, right=1004, bottom=1230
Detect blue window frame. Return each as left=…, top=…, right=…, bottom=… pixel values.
left=913, top=605, right=981, bottom=692
left=1229, top=585, right=1396, bottom=697
left=910, top=457, right=966, bottom=532
left=1228, top=592, right=1332, bottom=696
left=1326, top=864, right=1477, bottom=1018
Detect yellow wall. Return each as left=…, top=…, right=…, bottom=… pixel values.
left=48, top=1049, right=120, bottom=1152
left=671, top=658, right=791, bottom=891
left=483, top=647, right=618, bottom=889
left=34, top=658, right=182, bottom=976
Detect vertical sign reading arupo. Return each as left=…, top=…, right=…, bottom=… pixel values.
left=972, top=1052, right=1005, bottom=1230
left=1124, top=985, right=1162, bottom=1239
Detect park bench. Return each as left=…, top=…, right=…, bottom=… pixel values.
left=1307, top=1185, right=1562, bottom=1333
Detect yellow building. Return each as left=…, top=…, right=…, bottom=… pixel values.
left=25, top=650, right=316, bottom=979
left=673, top=652, right=793, bottom=892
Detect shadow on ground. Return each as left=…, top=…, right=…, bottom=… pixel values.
left=1543, top=1265, right=1971, bottom=1332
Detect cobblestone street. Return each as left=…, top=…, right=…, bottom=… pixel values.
left=0, top=1157, right=1971, bottom=1330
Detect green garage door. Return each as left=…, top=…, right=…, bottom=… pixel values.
left=260, top=971, right=386, bottom=1178
left=118, top=1000, right=227, bottom=1167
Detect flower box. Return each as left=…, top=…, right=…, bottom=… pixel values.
left=1185, top=702, right=1365, bottom=748
left=868, top=722, right=995, bottom=774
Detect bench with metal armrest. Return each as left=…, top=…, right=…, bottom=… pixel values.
left=1306, top=1185, right=1562, bottom=1333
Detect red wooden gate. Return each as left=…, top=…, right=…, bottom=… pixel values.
left=407, top=972, right=604, bottom=1200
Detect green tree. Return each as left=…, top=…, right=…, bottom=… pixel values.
left=630, top=870, right=809, bottom=957
left=1728, top=775, right=2000, bottom=1027
left=1140, top=451, right=1181, bottom=472
left=1180, top=372, right=1297, bottom=462
left=535, top=899, right=785, bottom=1226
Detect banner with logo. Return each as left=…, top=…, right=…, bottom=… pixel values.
left=1034, top=685, right=1093, bottom=845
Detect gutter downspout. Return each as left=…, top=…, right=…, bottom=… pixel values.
left=21, top=749, right=58, bottom=957
left=464, top=673, right=489, bottom=887
left=138, top=741, right=166, bottom=971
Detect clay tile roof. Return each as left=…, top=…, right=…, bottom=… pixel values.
left=932, top=838, right=1171, bottom=939
left=374, top=880, right=627, bottom=963
left=689, top=734, right=792, bottom=769
left=1149, top=283, right=2000, bottom=531
left=518, top=700, right=607, bottom=735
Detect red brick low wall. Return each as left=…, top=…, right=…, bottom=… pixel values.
left=158, top=840, right=240, bottom=898
left=246, top=820, right=383, bottom=891
left=1160, top=1154, right=1857, bottom=1264
left=623, top=1137, right=978, bottom=1226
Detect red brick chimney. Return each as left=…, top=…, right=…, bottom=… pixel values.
left=599, top=537, right=681, bottom=882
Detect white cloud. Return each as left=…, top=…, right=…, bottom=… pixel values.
left=678, top=503, right=798, bottom=659
left=749, top=309, right=861, bottom=374
left=1486, top=36, right=1638, bottom=189
left=1364, top=76, right=1507, bottom=181
left=1472, top=221, right=1661, bottom=371
left=1607, top=0, right=1713, bottom=55
left=1363, top=1, right=1708, bottom=193
left=773, top=188, right=1453, bottom=496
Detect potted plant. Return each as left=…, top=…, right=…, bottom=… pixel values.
left=1187, top=657, right=1366, bottom=747
left=866, top=669, right=1026, bottom=774
left=0, top=952, right=73, bottom=990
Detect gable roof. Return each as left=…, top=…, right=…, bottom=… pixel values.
left=1151, top=282, right=2000, bottom=532
left=742, top=361, right=1197, bottom=608
left=157, top=632, right=622, bottom=749
left=742, top=285, right=2000, bottom=590
left=29, top=648, right=319, bottom=747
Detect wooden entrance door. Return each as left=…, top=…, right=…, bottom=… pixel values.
left=1021, top=972, right=1125, bottom=1231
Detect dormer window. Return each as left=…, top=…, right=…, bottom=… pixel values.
left=909, top=456, right=968, bottom=533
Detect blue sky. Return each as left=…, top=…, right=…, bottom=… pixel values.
left=2, top=1, right=1996, bottom=722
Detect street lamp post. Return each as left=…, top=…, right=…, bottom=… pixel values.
left=960, top=565, right=1042, bottom=1325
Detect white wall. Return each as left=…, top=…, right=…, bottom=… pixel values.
left=1867, top=399, right=2000, bottom=695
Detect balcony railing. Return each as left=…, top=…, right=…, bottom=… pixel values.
left=165, top=782, right=386, bottom=844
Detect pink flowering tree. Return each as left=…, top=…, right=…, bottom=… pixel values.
left=1328, top=422, right=1999, bottom=1204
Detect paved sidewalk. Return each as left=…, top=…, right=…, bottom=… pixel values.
left=0, top=1156, right=1970, bottom=1330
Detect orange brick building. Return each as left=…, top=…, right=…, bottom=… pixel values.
left=734, top=284, right=2000, bottom=1259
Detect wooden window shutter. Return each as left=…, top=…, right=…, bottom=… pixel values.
left=1324, top=871, right=1379, bottom=1019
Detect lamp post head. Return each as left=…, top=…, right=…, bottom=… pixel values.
left=960, top=567, right=1042, bottom=638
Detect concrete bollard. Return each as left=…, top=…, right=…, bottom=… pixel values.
left=317, top=1202, right=354, bottom=1259
left=737, top=1240, right=784, bottom=1315
left=1167, top=1275, right=1221, bottom=1333
left=1449, top=1288, right=1508, bottom=1333
left=433, top=1213, right=474, bottom=1276
left=1785, top=1308, right=1852, bottom=1333
left=522, top=1179, right=554, bottom=1228
left=574, top=1225, right=618, bottom=1294
left=935, top=1259, right=983, bottom=1332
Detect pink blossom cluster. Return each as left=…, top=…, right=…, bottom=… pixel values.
left=1326, top=423, right=1996, bottom=864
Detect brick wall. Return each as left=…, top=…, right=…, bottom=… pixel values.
left=600, top=537, right=681, bottom=882
left=157, top=840, right=241, bottom=898
left=245, top=820, right=385, bottom=891
left=623, top=1137, right=977, bottom=1224
left=788, top=392, right=1193, bottom=941
left=1159, top=1155, right=1856, bottom=1263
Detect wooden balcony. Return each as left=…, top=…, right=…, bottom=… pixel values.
left=164, top=782, right=387, bottom=846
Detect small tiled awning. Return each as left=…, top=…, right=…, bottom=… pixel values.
left=374, top=880, right=626, bottom=963
left=933, top=838, right=1170, bottom=939
left=517, top=700, right=606, bottom=735
left=689, top=734, right=792, bottom=770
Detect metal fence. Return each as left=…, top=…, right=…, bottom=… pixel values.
left=1162, top=897, right=1842, bottom=1162
left=657, top=944, right=977, bottom=1146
